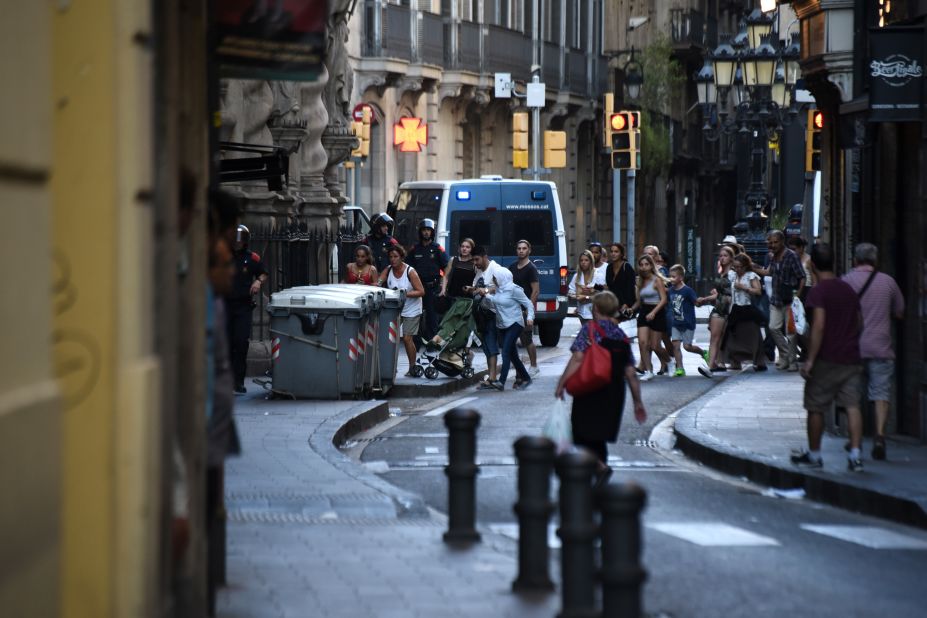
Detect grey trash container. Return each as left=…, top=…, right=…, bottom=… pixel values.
left=377, top=288, right=406, bottom=390
left=267, top=288, right=370, bottom=399
left=314, top=284, right=385, bottom=391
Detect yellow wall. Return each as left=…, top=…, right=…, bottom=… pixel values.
left=0, top=1, right=62, bottom=616
left=51, top=1, right=161, bottom=616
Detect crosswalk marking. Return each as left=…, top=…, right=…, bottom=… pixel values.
left=648, top=523, right=780, bottom=547
left=801, top=525, right=927, bottom=550
left=424, top=395, right=478, bottom=417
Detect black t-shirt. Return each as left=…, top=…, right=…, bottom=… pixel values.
left=509, top=260, right=539, bottom=300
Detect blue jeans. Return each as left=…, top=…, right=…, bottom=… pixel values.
left=498, top=323, right=530, bottom=385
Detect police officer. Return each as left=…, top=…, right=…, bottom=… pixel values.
left=365, top=213, right=398, bottom=272
left=406, top=218, right=448, bottom=341
left=227, top=224, right=267, bottom=394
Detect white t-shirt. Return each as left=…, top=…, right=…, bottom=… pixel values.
left=732, top=271, right=760, bottom=306
left=472, top=259, right=506, bottom=289
left=569, top=269, right=606, bottom=319
left=388, top=264, right=423, bottom=317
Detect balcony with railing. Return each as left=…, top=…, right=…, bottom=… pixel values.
left=361, top=1, right=606, bottom=98
left=670, top=9, right=718, bottom=54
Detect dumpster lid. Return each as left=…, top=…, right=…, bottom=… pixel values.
left=270, top=289, right=367, bottom=310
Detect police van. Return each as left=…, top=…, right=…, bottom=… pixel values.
left=387, top=176, right=569, bottom=346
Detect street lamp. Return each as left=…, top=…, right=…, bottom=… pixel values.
left=624, top=57, right=644, bottom=101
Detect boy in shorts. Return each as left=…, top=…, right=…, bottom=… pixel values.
left=667, top=265, right=706, bottom=376
left=791, top=243, right=865, bottom=472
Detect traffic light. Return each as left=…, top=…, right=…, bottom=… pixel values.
left=513, top=112, right=529, bottom=169
left=603, top=92, right=614, bottom=148
left=544, top=130, right=567, bottom=168
left=610, top=110, right=640, bottom=170
left=805, top=109, right=823, bottom=172
left=351, top=106, right=371, bottom=158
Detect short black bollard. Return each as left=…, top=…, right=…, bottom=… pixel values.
left=443, top=408, right=481, bottom=543
left=598, top=482, right=648, bottom=618
left=555, top=448, right=599, bottom=618
left=512, top=436, right=556, bottom=592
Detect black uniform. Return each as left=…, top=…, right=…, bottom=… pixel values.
left=365, top=233, right=398, bottom=272
left=227, top=248, right=267, bottom=390
left=406, top=240, right=449, bottom=340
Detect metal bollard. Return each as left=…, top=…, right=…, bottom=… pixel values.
left=512, top=436, right=556, bottom=592
left=443, top=408, right=481, bottom=543
left=555, top=448, right=599, bottom=618
left=598, top=482, right=648, bottom=618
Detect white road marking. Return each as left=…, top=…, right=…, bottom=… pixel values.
left=424, top=446, right=439, bottom=454
left=424, top=395, right=479, bottom=417
left=648, top=522, right=780, bottom=547
left=800, top=525, right=927, bottom=550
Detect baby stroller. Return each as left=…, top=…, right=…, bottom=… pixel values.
left=414, top=297, right=481, bottom=380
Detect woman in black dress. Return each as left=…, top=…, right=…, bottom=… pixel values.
left=605, top=242, right=636, bottom=316
left=440, top=237, right=477, bottom=300
left=555, top=291, right=647, bottom=487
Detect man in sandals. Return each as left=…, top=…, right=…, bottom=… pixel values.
left=842, top=243, right=905, bottom=461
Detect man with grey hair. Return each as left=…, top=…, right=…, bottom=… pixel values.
left=842, top=242, right=905, bottom=460
left=752, top=229, right=805, bottom=370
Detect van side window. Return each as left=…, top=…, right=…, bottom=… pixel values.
left=504, top=211, right=553, bottom=255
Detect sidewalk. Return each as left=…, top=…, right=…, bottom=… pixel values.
left=218, top=388, right=559, bottom=618
left=673, top=368, right=927, bottom=529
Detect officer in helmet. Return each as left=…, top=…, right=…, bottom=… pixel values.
left=365, top=213, right=398, bottom=272
left=227, top=224, right=268, bottom=394
left=406, top=218, right=449, bottom=341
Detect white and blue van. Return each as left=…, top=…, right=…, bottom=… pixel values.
left=387, top=176, right=569, bottom=346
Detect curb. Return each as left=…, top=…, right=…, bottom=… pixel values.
left=386, top=368, right=489, bottom=398
left=309, top=400, right=431, bottom=519
left=673, top=373, right=927, bottom=530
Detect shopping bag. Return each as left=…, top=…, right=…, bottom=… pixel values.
left=564, top=321, right=612, bottom=396
left=786, top=305, right=796, bottom=335
left=791, top=296, right=807, bottom=335
left=542, top=398, right=573, bottom=454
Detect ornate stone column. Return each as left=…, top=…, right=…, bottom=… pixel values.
left=321, top=0, right=358, bottom=213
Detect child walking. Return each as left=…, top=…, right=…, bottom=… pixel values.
left=668, top=265, right=707, bottom=376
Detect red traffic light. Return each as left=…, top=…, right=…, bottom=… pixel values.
left=610, top=113, right=628, bottom=131
left=812, top=111, right=823, bottom=130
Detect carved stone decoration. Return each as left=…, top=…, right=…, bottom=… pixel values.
left=321, top=0, right=359, bottom=206
left=826, top=71, right=853, bottom=103
left=299, top=64, right=335, bottom=232
left=269, top=81, right=308, bottom=193
left=355, top=71, right=388, bottom=97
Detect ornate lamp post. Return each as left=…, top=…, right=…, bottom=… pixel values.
left=696, top=7, right=803, bottom=251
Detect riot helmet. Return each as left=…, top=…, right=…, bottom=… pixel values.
left=418, top=218, right=436, bottom=241
left=235, top=224, right=250, bottom=249
left=370, top=213, right=394, bottom=237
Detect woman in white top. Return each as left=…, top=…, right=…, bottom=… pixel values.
left=379, top=245, right=425, bottom=376
left=721, top=253, right=767, bottom=370
left=569, top=250, right=605, bottom=325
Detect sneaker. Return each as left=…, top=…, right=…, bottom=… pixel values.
left=513, top=379, right=532, bottom=391
left=657, top=365, right=669, bottom=376
left=635, top=367, right=645, bottom=375
left=701, top=350, right=710, bottom=364
left=790, top=451, right=823, bottom=468
left=528, top=366, right=541, bottom=378
left=639, top=371, right=655, bottom=382
left=871, top=436, right=886, bottom=461
left=673, top=368, right=686, bottom=377
left=847, top=458, right=864, bottom=472
left=697, top=366, right=715, bottom=379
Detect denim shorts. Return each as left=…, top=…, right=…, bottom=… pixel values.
left=864, top=359, right=894, bottom=402
left=671, top=327, right=694, bottom=344
left=481, top=322, right=499, bottom=356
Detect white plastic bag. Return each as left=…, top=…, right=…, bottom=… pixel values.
left=791, top=296, right=807, bottom=335
left=542, top=398, right=573, bottom=454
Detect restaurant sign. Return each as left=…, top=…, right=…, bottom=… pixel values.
left=868, top=27, right=924, bottom=122
left=215, top=0, right=328, bottom=81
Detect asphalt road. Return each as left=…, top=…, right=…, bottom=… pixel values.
left=352, top=320, right=927, bottom=618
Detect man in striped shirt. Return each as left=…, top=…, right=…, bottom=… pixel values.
left=842, top=243, right=905, bottom=461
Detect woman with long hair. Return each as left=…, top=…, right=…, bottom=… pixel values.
left=555, top=291, right=647, bottom=488
left=630, top=254, right=671, bottom=381
left=721, top=253, right=768, bottom=371
left=696, top=244, right=736, bottom=377
left=440, top=237, right=476, bottom=299
left=569, top=250, right=605, bottom=326
left=343, top=244, right=378, bottom=285
left=605, top=242, right=636, bottom=316
left=379, top=245, right=425, bottom=376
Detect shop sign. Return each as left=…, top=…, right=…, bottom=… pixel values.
left=868, top=27, right=924, bottom=122
left=215, top=0, right=328, bottom=81
left=393, top=118, right=428, bottom=152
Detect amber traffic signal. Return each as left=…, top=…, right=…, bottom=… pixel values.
left=610, top=111, right=640, bottom=170
left=351, top=106, right=371, bottom=158
left=543, top=130, right=567, bottom=168
left=805, top=109, right=823, bottom=172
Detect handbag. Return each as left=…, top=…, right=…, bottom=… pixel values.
left=565, top=321, right=613, bottom=396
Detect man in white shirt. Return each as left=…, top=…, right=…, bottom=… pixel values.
left=464, top=245, right=505, bottom=388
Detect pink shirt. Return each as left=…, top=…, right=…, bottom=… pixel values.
left=842, top=266, right=905, bottom=359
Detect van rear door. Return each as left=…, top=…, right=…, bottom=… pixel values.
left=499, top=183, right=557, bottom=301
left=446, top=183, right=502, bottom=254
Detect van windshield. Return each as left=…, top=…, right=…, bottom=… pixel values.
left=451, top=210, right=554, bottom=257
left=391, top=189, right=442, bottom=247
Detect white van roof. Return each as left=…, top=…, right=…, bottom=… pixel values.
left=398, top=178, right=557, bottom=190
